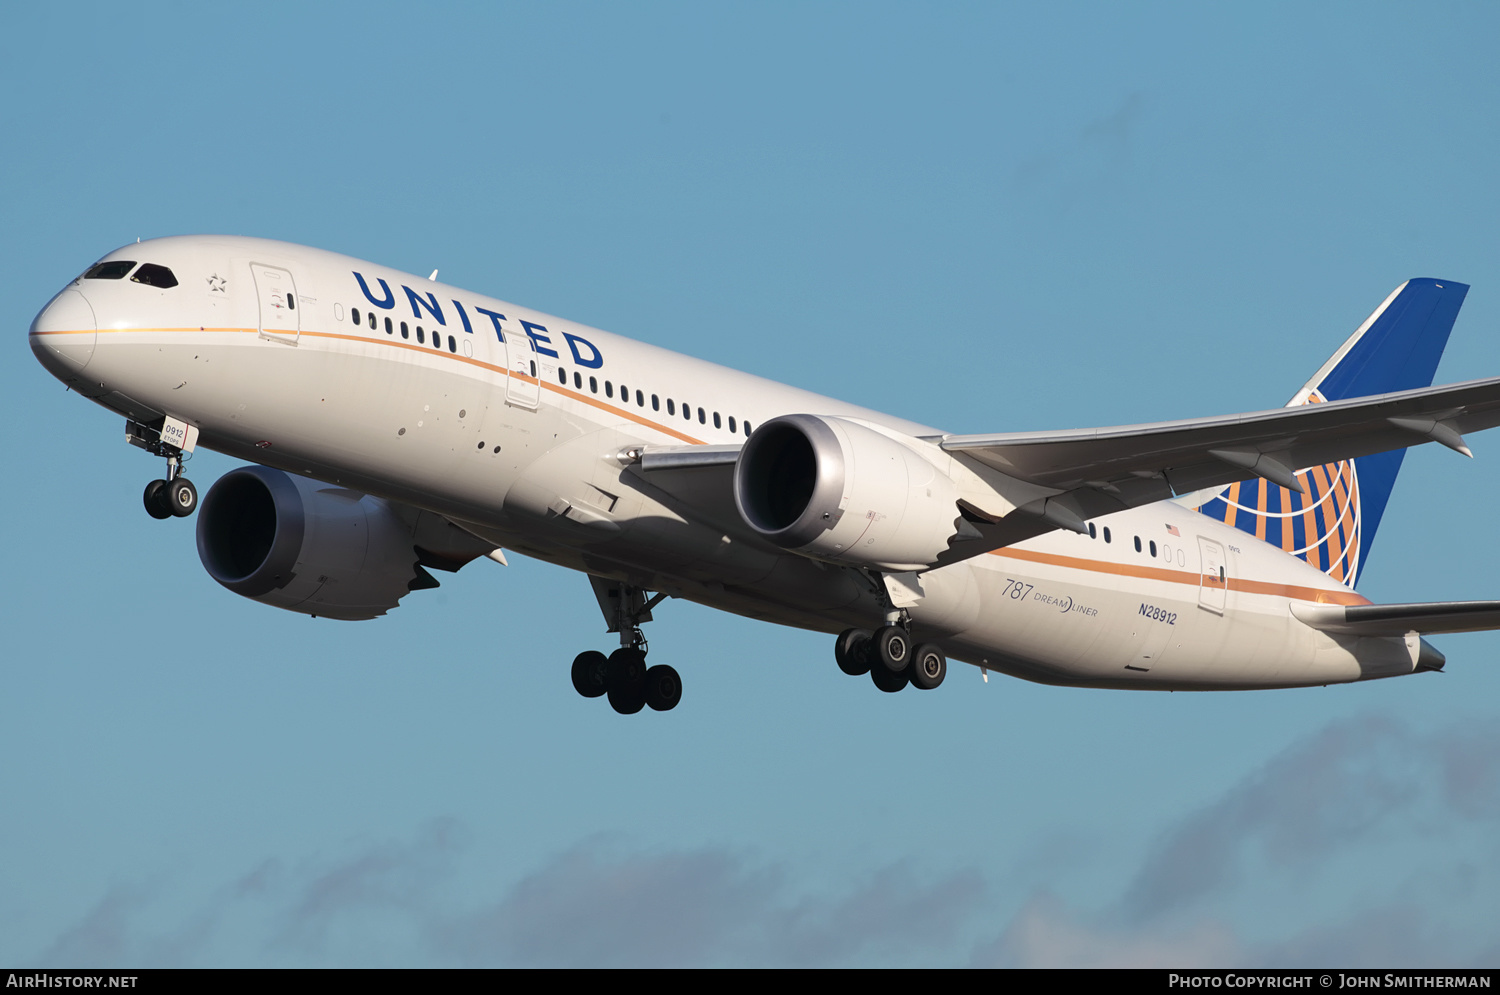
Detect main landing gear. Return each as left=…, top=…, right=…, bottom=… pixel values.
left=572, top=580, right=681, bottom=714
left=129, top=419, right=197, bottom=520
left=834, top=623, right=947, bottom=694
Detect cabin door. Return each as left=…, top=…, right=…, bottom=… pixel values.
left=251, top=263, right=299, bottom=344
left=1198, top=536, right=1227, bottom=615
left=505, top=329, right=540, bottom=409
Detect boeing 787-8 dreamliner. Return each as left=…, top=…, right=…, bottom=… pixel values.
left=30, top=237, right=1500, bottom=713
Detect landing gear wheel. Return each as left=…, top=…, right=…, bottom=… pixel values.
left=165, top=477, right=198, bottom=517
left=143, top=479, right=171, bottom=520
left=874, top=624, right=911, bottom=673
left=571, top=650, right=609, bottom=698
left=910, top=643, right=947, bottom=690
left=606, top=647, right=647, bottom=714
left=644, top=664, right=682, bottom=711
left=608, top=684, right=646, bottom=714
left=870, top=663, right=909, bottom=693
left=835, top=628, right=873, bottom=676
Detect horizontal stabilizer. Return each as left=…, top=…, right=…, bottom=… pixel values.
left=1291, top=600, right=1500, bottom=636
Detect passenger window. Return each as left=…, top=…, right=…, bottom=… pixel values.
left=386, top=317, right=393, bottom=334
left=1149, top=540, right=1157, bottom=557
left=286, top=293, right=295, bottom=310
left=744, top=421, right=752, bottom=436
left=399, top=321, right=406, bottom=337
left=636, top=390, right=644, bottom=407
left=1103, top=527, right=1112, bottom=543
left=685, top=404, right=693, bottom=421
left=667, top=399, right=675, bottom=415
left=1134, top=536, right=1142, bottom=553
left=652, top=395, right=660, bottom=411
left=417, top=327, right=425, bottom=344
left=84, top=260, right=135, bottom=280
left=448, top=335, right=456, bottom=353
left=558, top=368, right=568, bottom=384
left=1088, top=523, right=1096, bottom=539
left=728, top=416, right=736, bottom=433
left=605, top=381, right=614, bottom=398
left=352, top=307, right=361, bottom=325
left=574, top=372, right=582, bottom=389
left=589, top=377, right=598, bottom=394
left=619, top=383, right=628, bottom=400
left=713, top=412, right=721, bottom=429
left=368, top=312, right=376, bottom=330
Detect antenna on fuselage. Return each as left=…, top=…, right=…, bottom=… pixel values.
left=428, top=269, right=438, bottom=282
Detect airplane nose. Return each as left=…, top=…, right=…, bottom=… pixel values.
left=30, top=288, right=98, bottom=380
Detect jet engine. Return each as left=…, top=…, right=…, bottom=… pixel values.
left=196, top=465, right=440, bottom=620
left=733, top=414, right=965, bottom=571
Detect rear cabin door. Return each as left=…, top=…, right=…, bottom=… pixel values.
left=1198, top=536, right=1227, bottom=615
left=504, top=329, right=540, bottom=409
left=252, top=264, right=299, bottom=344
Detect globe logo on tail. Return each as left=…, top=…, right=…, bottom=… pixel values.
left=1196, top=391, right=1364, bottom=588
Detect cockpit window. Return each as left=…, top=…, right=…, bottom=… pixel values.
left=83, top=260, right=136, bottom=280
left=131, top=263, right=178, bottom=288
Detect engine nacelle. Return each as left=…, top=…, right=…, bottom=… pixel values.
left=733, top=414, right=965, bottom=571
left=196, top=465, right=431, bottom=620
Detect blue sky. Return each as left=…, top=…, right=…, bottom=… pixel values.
left=3, top=2, right=1500, bottom=967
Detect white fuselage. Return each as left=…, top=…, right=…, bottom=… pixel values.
left=31, top=236, right=1416, bottom=691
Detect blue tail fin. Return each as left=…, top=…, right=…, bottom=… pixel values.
left=1195, top=278, right=1469, bottom=588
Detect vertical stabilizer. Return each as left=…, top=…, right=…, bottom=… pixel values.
left=1196, top=278, right=1468, bottom=588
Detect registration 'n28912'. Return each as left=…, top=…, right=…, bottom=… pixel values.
left=1139, top=603, right=1176, bottom=624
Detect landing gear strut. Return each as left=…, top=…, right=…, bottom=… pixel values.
left=129, top=419, right=197, bottom=520
left=572, top=579, right=681, bottom=714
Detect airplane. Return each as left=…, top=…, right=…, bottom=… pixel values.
left=29, top=236, right=1500, bottom=714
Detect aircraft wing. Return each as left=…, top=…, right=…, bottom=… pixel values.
left=626, top=376, right=1500, bottom=569
left=941, top=375, right=1500, bottom=497
left=1291, top=600, right=1500, bottom=636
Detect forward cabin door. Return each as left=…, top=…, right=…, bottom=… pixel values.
left=504, top=329, right=540, bottom=409
left=251, top=263, right=299, bottom=345
left=1198, top=536, right=1227, bottom=615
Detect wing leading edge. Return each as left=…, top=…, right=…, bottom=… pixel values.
left=939, top=376, right=1500, bottom=527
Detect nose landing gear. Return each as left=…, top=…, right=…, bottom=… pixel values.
left=143, top=468, right=197, bottom=519
left=129, top=419, right=198, bottom=520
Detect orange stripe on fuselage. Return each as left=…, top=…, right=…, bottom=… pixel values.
left=987, top=546, right=1370, bottom=606
left=33, top=325, right=710, bottom=446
